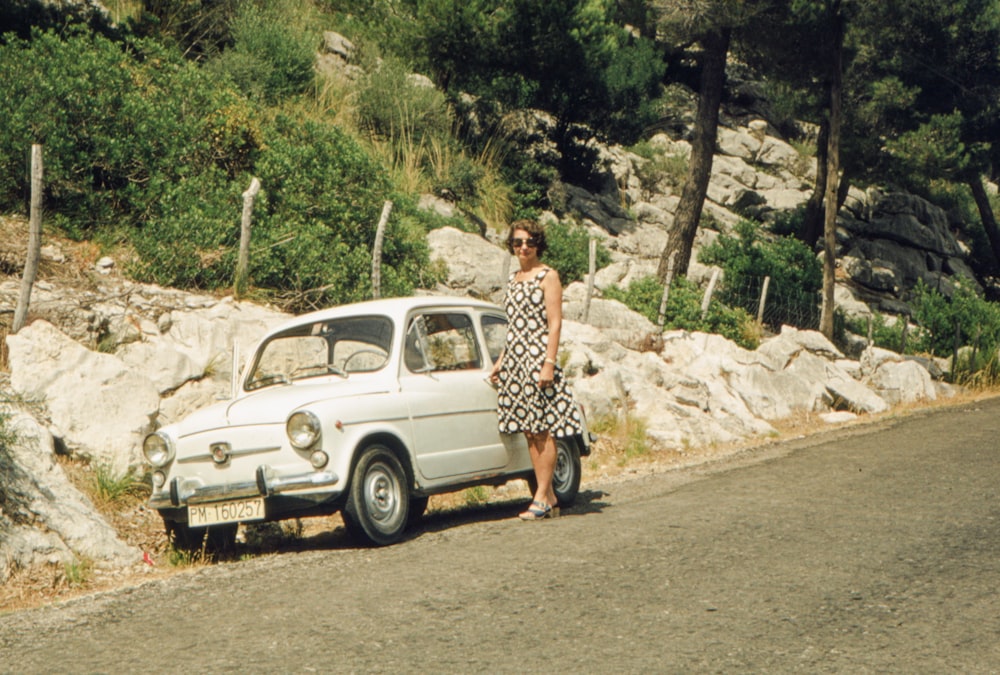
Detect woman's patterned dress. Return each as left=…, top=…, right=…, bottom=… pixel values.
left=497, top=268, right=583, bottom=437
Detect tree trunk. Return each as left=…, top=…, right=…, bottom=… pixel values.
left=968, top=175, right=1000, bottom=269
left=657, top=27, right=730, bottom=281
left=819, top=3, right=844, bottom=340
left=800, top=118, right=829, bottom=248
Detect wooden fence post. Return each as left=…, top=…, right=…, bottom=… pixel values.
left=13, top=144, right=43, bottom=334
left=657, top=250, right=677, bottom=330
left=234, top=177, right=260, bottom=299
left=756, top=276, right=771, bottom=324
left=371, top=200, right=393, bottom=299
left=582, top=238, right=596, bottom=324
left=700, top=268, right=721, bottom=320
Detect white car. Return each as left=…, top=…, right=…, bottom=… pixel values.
left=144, top=296, right=592, bottom=548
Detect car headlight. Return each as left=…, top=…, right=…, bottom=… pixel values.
left=143, top=432, right=175, bottom=467
left=287, top=411, right=321, bottom=449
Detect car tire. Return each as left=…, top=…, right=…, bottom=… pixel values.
left=165, top=519, right=238, bottom=557
left=526, top=438, right=582, bottom=507
left=343, top=444, right=410, bottom=546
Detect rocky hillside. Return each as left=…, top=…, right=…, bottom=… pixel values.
left=0, top=92, right=980, bottom=589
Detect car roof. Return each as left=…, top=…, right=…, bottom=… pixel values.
left=268, top=295, right=503, bottom=335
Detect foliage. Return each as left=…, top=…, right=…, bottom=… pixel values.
left=0, top=29, right=260, bottom=234
left=603, top=275, right=760, bottom=349
left=909, top=280, right=1000, bottom=364
left=0, top=29, right=437, bottom=309
left=92, top=463, right=149, bottom=504
left=699, top=220, right=822, bottom=330
left=204, top=0, right=319, bottom=103
left=844, top=311, right=911, bottom=354
left=64, top=558, right=92, bottom=587
left=848, top=281, right=1000, bottom=382
left=589, top=411, right=651, bottom=465
left=628, top=140, right=689, bottom=191
left=541, top=220, right=612, bottom=286
left=410, top=0, right=665, bottom=150
left=462, top=486, right=490, bottom=506
left=124, top=0, right=238, bottom=59
left=355, top=56, right=454, bottom=145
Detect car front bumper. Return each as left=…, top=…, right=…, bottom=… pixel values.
left=149, top=465, right=341, bottom=509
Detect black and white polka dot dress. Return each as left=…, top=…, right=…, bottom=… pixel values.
left=497, top=268, right=583, bottom=437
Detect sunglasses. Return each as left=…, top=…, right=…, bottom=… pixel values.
left=510, top=237, right=538, bottom=248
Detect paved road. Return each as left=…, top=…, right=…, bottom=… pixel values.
left=3, top=397, right=1000, bottom=673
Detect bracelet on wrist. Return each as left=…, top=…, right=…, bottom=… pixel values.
left=544, top=357, right=556, bottom=365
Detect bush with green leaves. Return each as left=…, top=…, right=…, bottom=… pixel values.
left=844, top=311, right=912, bottom=354
left=0, top=29, right=260, bottom=235
left=203, top=0, right=318, bottom=103
left=910, top=280, right=1000, bottom=363
left=0, top=29, right=439, bottom=309
left=699, top=220, right=822, bottom=330
left=604, top=275, right=760, bottom=350
left=355, top=55, right=453, bottom=146
left=541, top=220, right=611, bottom=286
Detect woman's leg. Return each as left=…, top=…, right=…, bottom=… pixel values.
left=525, top=430, right=557, bottom=507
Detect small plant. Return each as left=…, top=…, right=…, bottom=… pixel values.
left=167, top=547, right=202, bottom=568
left=63, top=557, right=91, bottom=587
left=462, top=486, right=490, bottom=506
left=92, top=463, right=146, bottom=504
left=628, top=140, right=689, bottom=191
left=590, top=411, right=652, bottom=467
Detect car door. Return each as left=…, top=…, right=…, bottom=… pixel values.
left=399, top=310, right=508, bottom=480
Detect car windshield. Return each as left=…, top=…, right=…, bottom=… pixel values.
left=245, top=315, right=393, bottom=391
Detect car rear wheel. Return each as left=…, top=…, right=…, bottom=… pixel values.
left=165, top=519, right=237, bottom=557
left=343, top=444, right=410, bottom=546
left=527, top=438, right=582, bottom=507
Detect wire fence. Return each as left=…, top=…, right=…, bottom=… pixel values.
left=719, top=274, right=822, bottom=332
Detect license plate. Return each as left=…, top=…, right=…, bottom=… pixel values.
left=188, top=497, right=265, bottom=527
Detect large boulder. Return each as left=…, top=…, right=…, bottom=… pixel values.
left=0, top=410, right=138, bottom=582
left=428, top=226, right=513, bottom=302
left=6, top=321, right=160, bottom=473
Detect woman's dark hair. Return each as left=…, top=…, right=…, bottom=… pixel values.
left=506, top=219, right=548, bottom=256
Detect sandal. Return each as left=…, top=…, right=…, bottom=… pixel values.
left=519, top=500, right=559, bottom=521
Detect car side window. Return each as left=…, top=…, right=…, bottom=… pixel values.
left=481, top=314, right=507, bottom=364
left=405, top=312, right=482, bottom=372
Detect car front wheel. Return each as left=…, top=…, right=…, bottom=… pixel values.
left=343, top=444, right=410, bottom=546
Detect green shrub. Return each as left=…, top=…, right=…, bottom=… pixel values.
left=699, top=220, right=822, bottom=330
left=910, top=280, right=1000, bottom=363
left=355, top=56, right=453, bottom=146
left=205, top=0, right=318, bottom=103
left=628, top=140, right=688, bottom=190
left=0, top=29, right=260, bottom=235
left=542, top=220, right=611, bottom=286
left=93, top=463, right=147, bottom=504
left=844, top=312, right=911, bottom=353
left=604, top=275, right=760, bottom=349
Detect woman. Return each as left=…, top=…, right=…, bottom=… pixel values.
left=489, top=219, right=583, bottom=520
